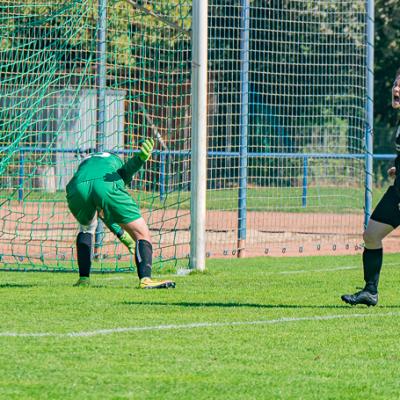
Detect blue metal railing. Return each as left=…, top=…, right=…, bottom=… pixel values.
left=1, top=146, right=396, bottom=206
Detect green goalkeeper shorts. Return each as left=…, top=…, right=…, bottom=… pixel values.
left=66, top=178, right=142, bottom=228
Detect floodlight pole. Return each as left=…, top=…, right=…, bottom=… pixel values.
left=364, top=0, right=374, bottom=228
left=190, top=0, right=208, bottom=271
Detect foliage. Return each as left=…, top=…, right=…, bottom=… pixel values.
left=209, top=1, right=367, bottom=189
left=370, top=0, right=400, bottom=184
left=374, top=0, right=400, bottom=150
left=0, top=0, right=191, bottom=69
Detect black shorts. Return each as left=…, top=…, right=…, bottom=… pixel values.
left=371, top=185, right=400, bottom=228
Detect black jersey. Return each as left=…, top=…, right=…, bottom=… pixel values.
left=394, top=124, right=400, bottom=192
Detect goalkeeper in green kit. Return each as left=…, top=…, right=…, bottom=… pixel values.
left=66, top=138, right=175, bottom=289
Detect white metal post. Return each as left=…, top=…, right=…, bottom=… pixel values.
left=190, top=0, right=208, bottom=271
left=364, top=0, right=374, bottom=228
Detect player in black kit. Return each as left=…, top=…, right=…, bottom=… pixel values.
left=341, top=70, right=400, bottom=306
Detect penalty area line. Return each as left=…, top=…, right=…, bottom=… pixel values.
left=276, top=266, right=357, bottom=275
left=275, top=261, right=400, bottom=275
left=1, top=312, right=400, bottom=338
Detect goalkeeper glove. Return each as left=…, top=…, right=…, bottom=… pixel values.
left=119, top=231, right=135, bottom=255
left=138, top=138, right=154, bottom=162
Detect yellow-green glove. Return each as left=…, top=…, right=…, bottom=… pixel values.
left=138, top=138, right=154, bottom=161
left=119, top=231, right=135, bottom=255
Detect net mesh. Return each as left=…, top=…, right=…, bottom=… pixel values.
left=0, top=0, right=192, bottom=270
left=207, top=0, right=367, bottom=257
left=0, top=1, right=369, bottom=270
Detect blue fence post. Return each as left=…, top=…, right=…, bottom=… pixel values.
left=18, top=149, right=25, bottom=202
left=160, top=151, right=166, bottom=200
left=94, top=219, right=105, bottom=259
left=237, top=0, right=250, bottom=258
left=302, top=156, right=308, bottom=208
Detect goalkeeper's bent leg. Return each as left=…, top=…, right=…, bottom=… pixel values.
left=76, top=218, right=97, bottom=279
left=135, top=239, right=153, bottom=279
left=135, top=240, right=175, bottom=288
left=120, top=218, right=152, bottom=279
left=120, top=219, right=176, bottom=288
left=76, top=232, right=92, bottom=278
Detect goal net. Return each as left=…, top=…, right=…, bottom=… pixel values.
left=0, top=1, right=369, bottom=270
left=206, top=0, right=368, bottom=257
left=0, top=0, right=192, bottom=271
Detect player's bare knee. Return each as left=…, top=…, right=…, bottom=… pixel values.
left=138, top=233, right=152, bottom=244
left=120, top=218, right=151, bottom=243
left=363, top=230, right=382, bottom=248
left=136, top=227, right=152, bottom=243
left=127, top=228, right=151, bottom=243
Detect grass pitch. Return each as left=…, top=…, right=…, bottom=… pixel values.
left=1, top=254, right=400, bottom=399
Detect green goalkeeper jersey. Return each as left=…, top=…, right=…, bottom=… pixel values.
left=71, top=152, right=145, bottom=185
left=66, top=151, right=146, bottom=228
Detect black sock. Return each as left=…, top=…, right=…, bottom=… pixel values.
left=135, top=240, right=152, bottom=279
left=76, top=232, right=92, bottom=278
left=363, top=248, right=383, bottom=294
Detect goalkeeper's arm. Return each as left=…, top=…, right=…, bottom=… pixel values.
left=117, top=138, right=154, bottom=185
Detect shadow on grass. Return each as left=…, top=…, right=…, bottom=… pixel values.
left=122, top=300, right=363, bottom=309
left=0, top=283, right=36, bottom=288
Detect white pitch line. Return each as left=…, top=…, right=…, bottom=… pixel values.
left=277, top=266, right=357, bottom=275
left=276, top=262, right=399, bottom=275
left=1, top=312, right=399, bottom=338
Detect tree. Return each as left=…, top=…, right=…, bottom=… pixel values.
left=0, top=0, right=191, bottom=69
left=374, top=0, right=400, bottom=154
